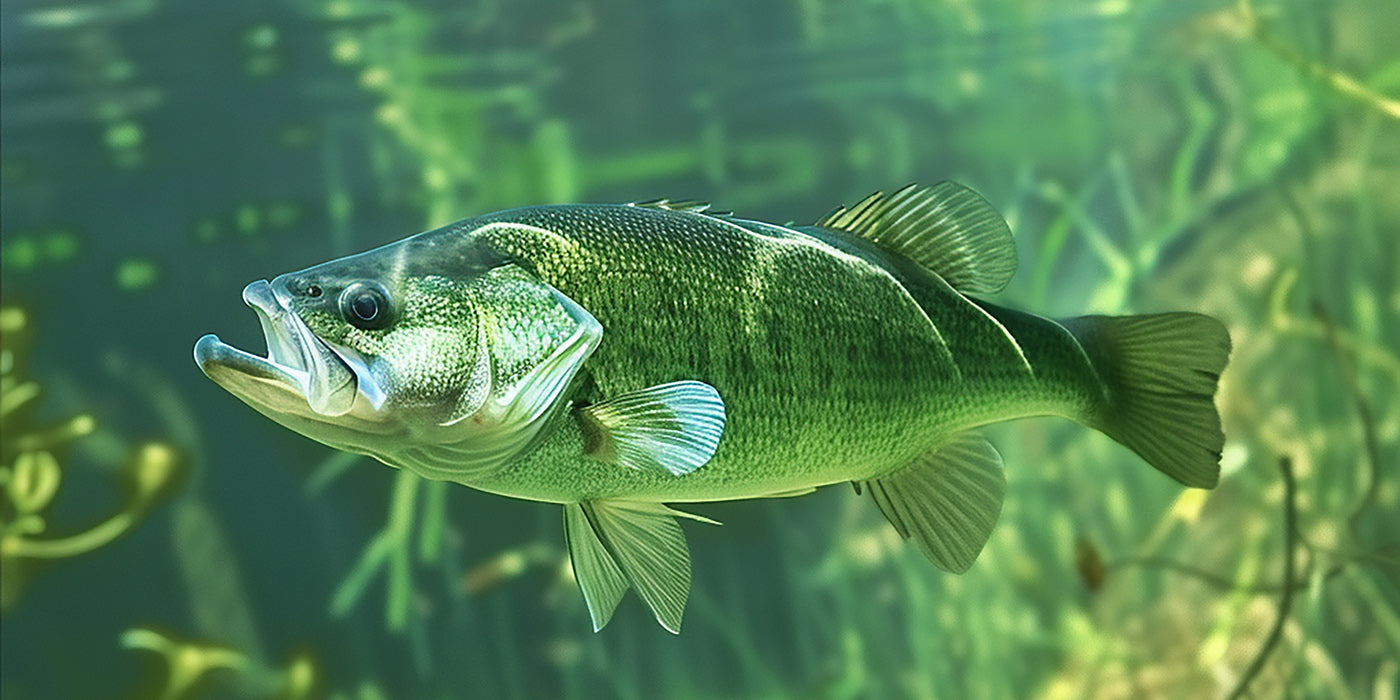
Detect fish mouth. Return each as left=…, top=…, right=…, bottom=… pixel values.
left=195, top=280, right=359, bottom=417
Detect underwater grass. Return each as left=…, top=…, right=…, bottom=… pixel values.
left=232, top=0, right=1400, bottom=696
left=2, top=0, right=1398, bottom=697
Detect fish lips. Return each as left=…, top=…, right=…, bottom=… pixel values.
left=195, top=279, right=359, bottom=417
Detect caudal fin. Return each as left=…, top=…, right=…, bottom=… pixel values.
left=1061, top=313, right=1231, bottom=488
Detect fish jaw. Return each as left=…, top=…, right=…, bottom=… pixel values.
left=195, top=279, right=361, bottom=420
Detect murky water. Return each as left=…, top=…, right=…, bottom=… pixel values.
left=3, top=0, right=1397, bottom=697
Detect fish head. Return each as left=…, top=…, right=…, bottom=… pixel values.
left=194, top=224, right=602, bottom=481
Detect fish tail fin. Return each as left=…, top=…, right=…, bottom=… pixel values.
left=1061, top=313, right=1231, bottom=488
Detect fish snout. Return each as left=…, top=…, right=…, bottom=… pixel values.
left=268, top=272, right=333, bottom=309
left=242, top=279, right=282, bottom=314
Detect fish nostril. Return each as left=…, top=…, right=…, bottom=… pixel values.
left=307, top=284, right=323, bottom=298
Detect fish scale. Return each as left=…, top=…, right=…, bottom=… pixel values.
left=467, top=203, right=974, bottom=502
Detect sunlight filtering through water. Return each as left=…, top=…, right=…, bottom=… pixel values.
left=2, top=0, right=1397, bottom=697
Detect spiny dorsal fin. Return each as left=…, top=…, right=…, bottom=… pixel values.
left=629, top=198, right=731, bottom=216
left=816, top=181, right=1017, bottom=294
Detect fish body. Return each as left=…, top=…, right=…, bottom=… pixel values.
left=453, top=203, right=1081, bottom=504
left=196, top=183, right=1230, bottom=632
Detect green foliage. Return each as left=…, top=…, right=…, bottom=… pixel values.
left=2, top=0, right=1398, bottom=696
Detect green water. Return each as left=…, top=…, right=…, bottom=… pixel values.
left=2, top=0, right=1397, bottom=698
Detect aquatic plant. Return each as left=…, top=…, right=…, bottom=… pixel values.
left=320, top=464, right=447, bottom=634
left=263, top=1, right=1398, bottom=696
left=3, top=0, right=1397, bottom=696
left=0, top=306, right=183, bottom=611
left=122, top=627, right=317, bottom=700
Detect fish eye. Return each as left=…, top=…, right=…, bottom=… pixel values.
left=339, top=282, right=393, bottom=330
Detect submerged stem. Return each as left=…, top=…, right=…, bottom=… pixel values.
left=1225, top=456, right=1298, bottom=700
left=1239, top=0, right=1400, bottom=120
left=1107, top=555, right=1336, bottom=594
left=1310, top=301, right=1385, bottom=538
left=2, top=510, right=137, bottom=560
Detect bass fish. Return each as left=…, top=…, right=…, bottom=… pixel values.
left=195, top=182, right=1230, bottom=632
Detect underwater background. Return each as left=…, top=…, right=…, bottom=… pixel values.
left=2, top=0, right=1398, bottom=697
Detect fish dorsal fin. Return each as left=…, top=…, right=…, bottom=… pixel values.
left=855, top=432, right=1006, bottom=573
left=629, top=198, right=731, bottom=216
left=815, top=181, right=1017, bottom=293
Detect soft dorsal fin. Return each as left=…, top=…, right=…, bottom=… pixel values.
left=815, top=181, right=1017, bottom=294
left=629, top=198, right=731, bottom=216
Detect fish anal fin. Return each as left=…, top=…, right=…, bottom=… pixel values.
left=564, top=500, right=700, bottom=633
left=816, top=181, right=1017, bottom=294
left=578, top=381, right=726, bottom=476
left=857, top=433, right=1007, bottom=573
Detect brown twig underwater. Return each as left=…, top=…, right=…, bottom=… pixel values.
left=1088, top=456, right=1312, bottom=694
left=1225, top=456, right=1298, bottom=700
left=1237, top=0, right=1400, bottom=120
left=1105, top=554, right=1336, bottom=595
left=1310, top=300, right=1385, bottom=539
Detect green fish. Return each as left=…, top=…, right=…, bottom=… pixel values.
left=195, top=182, right=1230, bottom=632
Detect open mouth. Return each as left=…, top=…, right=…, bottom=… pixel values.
left=194, top=280, right=358, bottom=416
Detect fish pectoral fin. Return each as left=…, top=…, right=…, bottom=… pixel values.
left=815, top=181, right=1016, bottom=294
left=564, top=500, right=705, bottom=633
left=856, top=432, right=1007, bottom=573
left=578, top=381, right=726, bottom=476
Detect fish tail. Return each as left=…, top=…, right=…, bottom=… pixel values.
left=1061, top=313, right=1231, bottom=488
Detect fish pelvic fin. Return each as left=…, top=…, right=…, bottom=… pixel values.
left=1061, top=313, right=1231, bottom=488
left=563, top=500, right=716, bottom=633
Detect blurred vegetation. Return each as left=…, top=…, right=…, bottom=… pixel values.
left=121, top=627, right=318, bottom=700
left=2, top=0, right=1397, bottom=697
left=1, top=306, right=182, bottom=611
